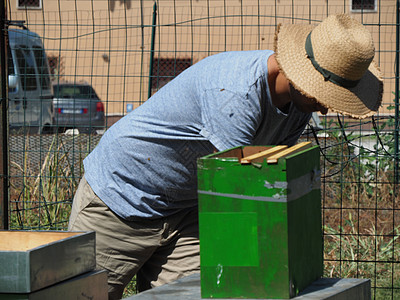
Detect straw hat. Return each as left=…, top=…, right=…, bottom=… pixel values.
left=274, top=14, right=383, bottom=119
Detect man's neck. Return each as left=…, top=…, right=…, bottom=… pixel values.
left=267, top=54, right=291, bottom=111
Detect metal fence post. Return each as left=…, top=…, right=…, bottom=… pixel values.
left=395, top=0, right=400, bottom=185
left=148, top=1, right=157, bottom=100
left=0, top=0, right=8, bottom=230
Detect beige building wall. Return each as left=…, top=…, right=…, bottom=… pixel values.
left=7, top=0, right=396, bottom=116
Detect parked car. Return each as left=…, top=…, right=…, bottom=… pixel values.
left=8, top=27, right=54, bottom=134
left=52, top=82, right=105, bottom=133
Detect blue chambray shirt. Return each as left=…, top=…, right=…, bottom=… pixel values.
left=83, top=50, right=311, bottom=219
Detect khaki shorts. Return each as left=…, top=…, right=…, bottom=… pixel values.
left=68, top=176, right=200, bottom=300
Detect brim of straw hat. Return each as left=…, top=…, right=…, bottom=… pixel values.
left=274, top=23, right=383, bottom=119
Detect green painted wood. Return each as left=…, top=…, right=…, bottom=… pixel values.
left=286, top=147, right=323, bottom=296
left=197, top=145, right=322, bottom=299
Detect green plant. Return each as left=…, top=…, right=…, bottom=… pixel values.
left=9, top=134, right=89, bottom=230
left=320, top=102, right=400, bottom=299
left=123, top=276, right=137, bottom=298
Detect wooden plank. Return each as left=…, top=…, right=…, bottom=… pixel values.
left=214, top=147, right=243, bottom=159
left=0, top=231, right=81, bottom=251
left=240, top=145, right=288, bottom=164
left=242, top=146, right=272, bottom=158
left=267, top=142, right=312, bottom=164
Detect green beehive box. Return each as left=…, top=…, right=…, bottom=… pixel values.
left=197, top=142, right=323, bottom=299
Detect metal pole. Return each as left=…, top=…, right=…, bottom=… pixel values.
left=0, top=0, right=9, bottom=230
left=148, top=1, right=157, bottom=100
left=395, top=0, right=400, bottom=184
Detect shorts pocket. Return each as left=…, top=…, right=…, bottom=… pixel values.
left=68, top=176, right=98, bottom=230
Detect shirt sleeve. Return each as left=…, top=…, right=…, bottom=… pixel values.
left=199, top=87, right=262, bottom=151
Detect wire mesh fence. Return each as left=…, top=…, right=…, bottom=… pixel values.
left=1, top=0, right=399, bottom=298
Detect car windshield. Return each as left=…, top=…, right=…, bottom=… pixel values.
left=54, top=84, right=99, bottom=99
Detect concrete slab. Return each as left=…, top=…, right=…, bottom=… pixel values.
left=126, top=273, right=370, bottom=300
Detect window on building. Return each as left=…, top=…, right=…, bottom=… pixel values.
left=351, top=0, right=376, bottom=12
left=17, top=0, right=42, bottom=9
left=151, top=58, right=192, bottom=94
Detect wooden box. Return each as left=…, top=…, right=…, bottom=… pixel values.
left=0, top=269, right=108, bottom=300
left=197, top=142, right=323, bottom=299
left=0, top=231, right=96, bottom=293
